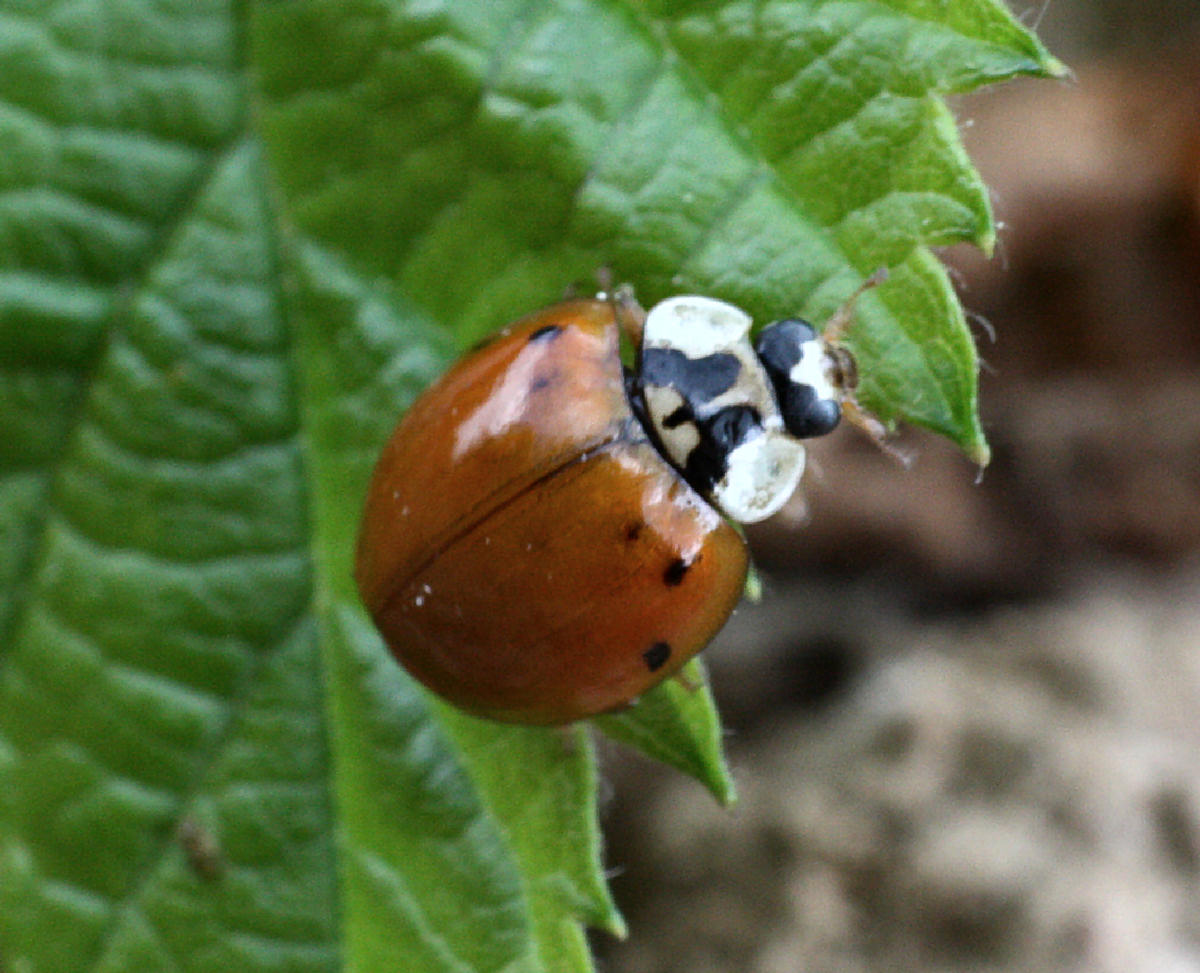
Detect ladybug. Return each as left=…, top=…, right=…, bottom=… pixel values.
left=355, top=274, right=884, bottom=724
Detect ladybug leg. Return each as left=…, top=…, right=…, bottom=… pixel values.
left=840, top=396, right=914, bottom=468
left=815, top=267, right=911, bottom=465
left=609, top=283, right=646, bottom=347
left=671, top=668, right=700, bottom=693
left=589, top=266, right=646, bottom=341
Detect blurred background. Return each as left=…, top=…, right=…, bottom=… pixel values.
left=598, top=3, right=1200, bottom=971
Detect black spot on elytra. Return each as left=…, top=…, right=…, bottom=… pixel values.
left=529, top=323, right=563, bottom=342
left=663, top=558, right=690, bottom=587
left=643, top=641, right=671, bottom=672
left=624, top=522, right=645, bottom=543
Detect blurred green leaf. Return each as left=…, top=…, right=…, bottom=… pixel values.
left=0, top=1, right=1058, bottom=971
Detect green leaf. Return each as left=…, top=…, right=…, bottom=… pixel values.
left=595, top=659, right=736, bottom=807
left=0, top=1, right=1058, bottom=971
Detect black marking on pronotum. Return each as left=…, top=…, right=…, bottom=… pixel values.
left=624, top=355, right=762, bottom=500
left=663, top=558, right=690, bottom=587
left=643, top=641, right=672, bottom=671
left=663, top=405, right=690, bottom=429
left=684, top=403, right=761, bottom=495
left=641, top=348, right=741, bottom=402
left=623, top=367, right=651, bottom=430
left=528, top=323, right=563, bottom=342
left=638, top=346, right=769, bottom=496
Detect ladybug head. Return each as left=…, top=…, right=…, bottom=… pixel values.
left=753, top=318, right=849, bottom=440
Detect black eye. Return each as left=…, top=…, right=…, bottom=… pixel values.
left=755, top=319, right=841, bottom=439
left=781, top=385, right=841, bottom=438
left=755, top=319, right=817, bottom=376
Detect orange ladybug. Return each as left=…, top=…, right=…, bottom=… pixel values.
left=356, top=278, right=880, bottom=724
